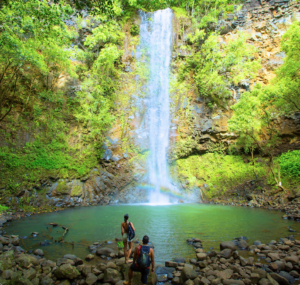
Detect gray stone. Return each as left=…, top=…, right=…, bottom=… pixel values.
left=220, top=241, right=237, bottom=251
left=253, top=268, right=267, bottom=279
left=269, top=273, right=289, bottom=285
left=96, top=247, right=114, bottom=256
left=219, top=249, right=232, bottom=259
left=180, top=267, right=198, bottom=283
left=103, top=268, right=122, bottom=284
left=236, top=240, right=249, bottom=249
left=184, top=279, right=194, bottom=285
left=33, top=249, right=44, bottom=256
left=86, top=273, right=97, bottom=285
left=166, top=261, right=178, bottom=268
left=54, top=264, right=80, bottom=279
left=268, top=253, right=280, bottom=261
left=278, top=271, right=294, bottom=284
left=196, top=253, right=207, bottom=261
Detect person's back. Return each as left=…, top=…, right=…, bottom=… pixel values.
left=121, top=214, right=135, bottom=263
left=124, top=235, right=155, bottom=285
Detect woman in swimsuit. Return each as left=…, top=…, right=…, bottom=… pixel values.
left=121, top=214, right=135, bottom=263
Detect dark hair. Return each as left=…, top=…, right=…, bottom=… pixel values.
left=124, top=214, right=129, bottom=222
left=142, top=235, right=149, bottom=244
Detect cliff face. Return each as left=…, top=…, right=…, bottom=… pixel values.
left=1, top=1, right=300, bottom=211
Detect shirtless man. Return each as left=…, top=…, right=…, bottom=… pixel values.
left=121, top=214, right=135, bottom=263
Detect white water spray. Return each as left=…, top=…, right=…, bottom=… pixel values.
left=137, top=8, right=177, bottom=204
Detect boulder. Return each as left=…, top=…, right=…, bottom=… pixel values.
left=85, top=254, right=95, bottom=261
left=107, top=262, right=117, bottom=269
left=33, top=249, right=44, bottom=256
left=220, top=241, right=236, bottom=251
left=268, top=253, right=280, bottom=262
left=253, top=268, right=267, bottom=279
left=184, top=279, right=194, bottom=285
left=86, top=273, right=98, bottom=285
left=269, top=273, right=289, bottom=285
left=103, top=268, right=122, bottom=284
left=219, top=249, right=232, bottom=259
left=196, top=253, right=207, bottom=261
left=180, top=267, right=198, bottom=283
left=63, top=254, right=77, bottom=260
left=284, top=256, right=298, bottom=265
left=54, top=264, right=80, bottom=279
left=250, top=273, right=260, bottom=284
left=236, top=240, right=249, bottom=250
left=23, top=268, right=37, bottom=280
left=278, top=271, right=294, bottom=284
left=97, top=247, right=115, bottom=256
left=166, top=261, right=178, bottom=268
left=2, top=269, right=13, bottom=280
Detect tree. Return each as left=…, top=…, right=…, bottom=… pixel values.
left=0, top=0, right=75, bottom=121
left=228, top=85, right=285, bottom=191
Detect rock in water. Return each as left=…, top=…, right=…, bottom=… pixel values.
left=96, top=247, right=114, bottom=256
left=220, top=241, right=237, bottom=251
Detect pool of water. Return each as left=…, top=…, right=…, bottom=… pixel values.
left=5, top=204, right=300, bottom=264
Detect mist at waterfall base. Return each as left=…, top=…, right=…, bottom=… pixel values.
left=135, top=9, right=186, bottom=205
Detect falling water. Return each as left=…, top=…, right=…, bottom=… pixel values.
left=137, top=8, right=176, bottom=204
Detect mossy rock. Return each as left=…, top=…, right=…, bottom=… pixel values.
left=70, top=182, right=83, bottom=197
left=55, top=180, right=69, bottom=195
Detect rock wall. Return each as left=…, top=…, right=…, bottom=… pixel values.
left=168, top=0, right=300, bottom=160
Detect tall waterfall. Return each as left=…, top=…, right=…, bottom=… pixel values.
left=137, top=8, right=176, bottom=204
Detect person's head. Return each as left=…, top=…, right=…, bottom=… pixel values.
left=124, top=214, right=129, bottom=222
left=142, top=235, right=149, bottom=245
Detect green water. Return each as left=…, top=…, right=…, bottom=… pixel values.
left=5, top=204, right=300, bottom=264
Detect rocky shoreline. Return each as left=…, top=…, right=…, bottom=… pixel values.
left=0, top=230, right=300, bottom=285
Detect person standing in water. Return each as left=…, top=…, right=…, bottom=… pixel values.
left=121, top=214, right=135, bottom=263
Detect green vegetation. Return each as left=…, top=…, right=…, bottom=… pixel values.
left=180, top=32, right=260, bottom=108
left=175, top=153, right=267, bottom=198
left=279, top=150, right=300, bottom=180
left=228, top=22, right=300, bottom=191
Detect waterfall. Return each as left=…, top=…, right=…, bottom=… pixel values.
left=137, top=8, right=176, bottom=204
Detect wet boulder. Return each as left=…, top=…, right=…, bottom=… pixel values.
left=96, top=247, right=114, bottom=256
left=54, top=264, right=80, bottom=279
left=220, top=241, right=236, bottom=251
left=180, top=267, right=198, bottom=283
left=33, top=249, right=44, bottom=256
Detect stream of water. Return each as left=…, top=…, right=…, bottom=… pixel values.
left=6, top=204, right=300, bottom=264
left=138, top=9, right=177, bottom=204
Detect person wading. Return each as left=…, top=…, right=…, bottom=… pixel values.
left=124, top=235, right=155, bottom=285
left=121, top=214, right=135, bottom=263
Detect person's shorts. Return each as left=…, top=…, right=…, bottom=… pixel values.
left=130, top=263, right=150, bottom=284
left=122, top=233, right=134, bottom=243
